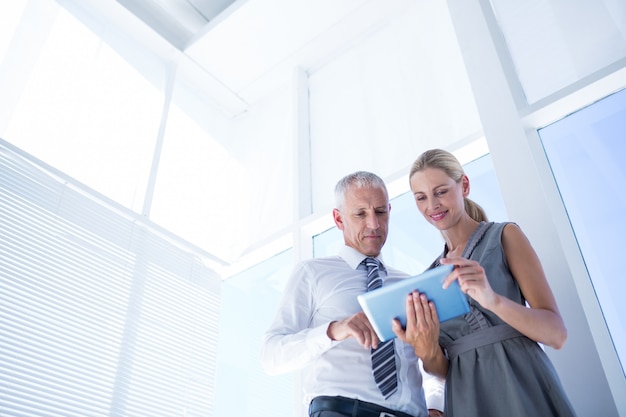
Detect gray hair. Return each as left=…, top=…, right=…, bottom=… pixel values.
left=334, top=171, right=388, bottom=211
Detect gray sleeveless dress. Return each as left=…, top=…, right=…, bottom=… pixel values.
left=434, top=222, right=576, bottom=417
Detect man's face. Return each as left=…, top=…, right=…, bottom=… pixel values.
left=333, top=185, right=390, bottom=257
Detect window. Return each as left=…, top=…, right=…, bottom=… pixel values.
left=218, top=249, right=296, bottom=417
left=0, top=140, right=220, bottom=416
left=490, top=0, right=626, bottom=103
left=2, top=6, right=163, bottom=213
left=538, top=88, right=626, bottom=375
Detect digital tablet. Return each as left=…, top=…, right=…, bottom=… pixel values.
left=357, top=264, right=470, bottom=342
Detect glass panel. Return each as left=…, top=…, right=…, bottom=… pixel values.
left=151, top=84, right=294, bottom=261
left=217, top=249, right=297, bottom=417
left=308, top=0, right=481, bottom=213
left=151, top=87, right=248, bottom=260
left=538, top=88, right=626, bottom=374
left=0, top=1, right=27, bottom=62
left=2, top=7, right=163, bottom=212
left=490, top=0, right=626, bottom=103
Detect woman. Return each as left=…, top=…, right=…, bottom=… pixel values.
left=393, top=149, right=576, bottom=416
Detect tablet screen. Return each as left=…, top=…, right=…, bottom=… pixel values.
left=357, top=265, right=469, bottom=341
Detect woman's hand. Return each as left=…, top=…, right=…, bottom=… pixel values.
left=392, top=291, right=441, bottom=361
left=439, top=257, right=500, bottom=310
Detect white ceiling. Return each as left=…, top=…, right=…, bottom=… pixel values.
left=184, top=0, right=414, bottom=106
left=67, top=0, right=416, bottom=116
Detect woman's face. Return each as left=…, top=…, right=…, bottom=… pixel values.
left=409, top=167, right=469, bottom=231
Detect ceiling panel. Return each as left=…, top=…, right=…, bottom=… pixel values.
left=185, top=0, right=413, bottom=103
left=60, top=0, right=415, bottom=113
left=116, top=0, right=238, bottom=50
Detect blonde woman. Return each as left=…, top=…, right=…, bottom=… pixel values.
left=393, top=149, right=576, bottom=416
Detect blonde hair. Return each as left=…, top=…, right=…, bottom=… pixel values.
left=410, top=149, right=488, bottom=223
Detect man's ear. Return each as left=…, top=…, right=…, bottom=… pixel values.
left=332, top=208, right=344, bottom=230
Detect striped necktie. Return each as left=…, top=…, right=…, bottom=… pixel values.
left=363, top=257, right=398, bottom=399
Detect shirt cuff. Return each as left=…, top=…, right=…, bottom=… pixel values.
left=305, top=321, right=337, bottom=353
left=423, top=377, right=445, bottom=411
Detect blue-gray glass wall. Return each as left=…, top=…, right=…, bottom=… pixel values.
left=539, top=88, right=626, bottom=376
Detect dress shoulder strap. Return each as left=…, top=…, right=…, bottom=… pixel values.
left=462, top=221, right=493, bottom=259
left=430, top=221, right=493, bottom=269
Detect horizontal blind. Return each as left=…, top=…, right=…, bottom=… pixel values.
left=0, top=139, right=220, bottom=417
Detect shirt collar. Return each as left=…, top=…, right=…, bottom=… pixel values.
left=338, top=245, right=385, bottom=270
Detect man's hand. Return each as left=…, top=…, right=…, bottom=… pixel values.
left=428, top=409, right=444, bottom=417
left=327, top=312, right=380, bottom=349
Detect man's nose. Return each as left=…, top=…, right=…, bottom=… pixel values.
left=365, top=212, right=380, bottom=229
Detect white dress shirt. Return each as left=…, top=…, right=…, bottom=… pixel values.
left=261, top=245, right=442, bottom=416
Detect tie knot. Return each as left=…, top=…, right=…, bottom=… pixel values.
left=363, top=257, right=381, bottom=270
left=363, top=257, right=383, bottom=291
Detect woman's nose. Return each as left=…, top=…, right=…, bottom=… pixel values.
left=428, top=198, right=440, bottom=211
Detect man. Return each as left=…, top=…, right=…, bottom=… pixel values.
left=260, top=171, right=444, bottom=417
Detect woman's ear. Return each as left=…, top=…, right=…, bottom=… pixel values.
left=461, top=174, right=470, bottom=197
